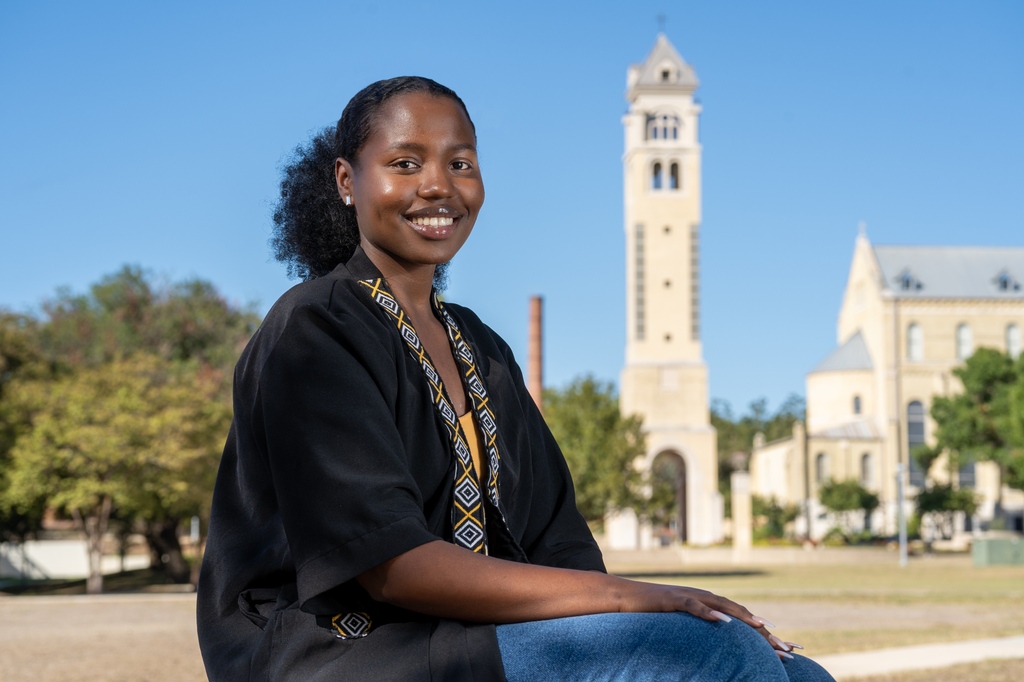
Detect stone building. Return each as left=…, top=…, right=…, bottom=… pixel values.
left=751, top=228, right=1024, bottom=538
left=608, top=35, right=723, bottom=548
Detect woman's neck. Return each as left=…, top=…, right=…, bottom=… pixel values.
left=361, top=243, right=436, bottom=319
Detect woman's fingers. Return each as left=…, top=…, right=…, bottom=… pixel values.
left=769, top=634, right=792, bottom=652
left=668, top=587, right=802, bottom=656
left=707, top=610, right=732, bottom=623
left=692, top=590, right=771, bottom=631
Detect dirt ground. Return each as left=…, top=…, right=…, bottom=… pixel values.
left=0, top=593, right=1012, bottom=682
left=2, top=556, right=1022, bottom=681
left=0, top=594, right=206, bottom=682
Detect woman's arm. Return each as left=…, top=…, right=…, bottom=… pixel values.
left=357, top=540, right=764, bottom=629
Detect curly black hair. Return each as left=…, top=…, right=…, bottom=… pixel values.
left=270, top=77, right=475, bottom=286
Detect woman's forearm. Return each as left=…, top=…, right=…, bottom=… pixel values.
left=356, top=540, right=733, bottom=625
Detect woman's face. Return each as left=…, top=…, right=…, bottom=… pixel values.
left=336, top=92, right=484, bottom=278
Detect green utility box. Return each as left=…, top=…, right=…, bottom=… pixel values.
left=973, top=535, right=1024, bottom=566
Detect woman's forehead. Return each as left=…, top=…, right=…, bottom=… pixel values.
left=368, top=92, right=475, bottom=146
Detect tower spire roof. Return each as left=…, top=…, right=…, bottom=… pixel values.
left=627, top=33, right=698, bottom=100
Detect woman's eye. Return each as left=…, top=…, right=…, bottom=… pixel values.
left=393, top=160, right=417, bottom=170
left=451, top=160, right=473, bottom=171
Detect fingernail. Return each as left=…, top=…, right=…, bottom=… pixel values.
left=777, top=651, right=795, bottom=660
left=769, top=635, right=791, bottom=652
left=709, top=610, right=733, bottom=623
left=786, top=642, right=804, bottom=650
left=752, top=616, right=776, bottom=628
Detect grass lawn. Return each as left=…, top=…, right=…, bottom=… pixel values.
left=614, top=554, right=1024, bottom=656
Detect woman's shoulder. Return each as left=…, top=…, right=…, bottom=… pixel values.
left=260, top=265, right=384, bottom=332
left=237, top=266, right=393, bottom=377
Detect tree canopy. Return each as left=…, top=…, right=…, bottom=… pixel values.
left=0, top=267, right=258, bottom=591
left=712, top=394, right=805, bottom=515
left=926, top=347, right=1024, bottom=492
left=543, top=376, right=647, bottom=523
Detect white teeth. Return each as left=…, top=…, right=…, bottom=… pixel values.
left=410, top=216, right=454, bottom=227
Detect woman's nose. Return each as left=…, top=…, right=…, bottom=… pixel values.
left=418, top=163, right=455, bottom=198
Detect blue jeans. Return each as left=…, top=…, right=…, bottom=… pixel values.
left=496, top=613, right=835, bottom=682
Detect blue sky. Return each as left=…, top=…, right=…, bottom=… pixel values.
left=2, top=1, right=1022, bottom=415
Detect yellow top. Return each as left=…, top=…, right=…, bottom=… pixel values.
left=457, top=411, right=485, bottom=484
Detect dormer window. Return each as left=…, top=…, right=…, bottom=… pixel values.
left=661, top=69, right=671, bottom=82
left=895, top=269, right=923, bottom=292
left=994, top=270, right=1021, bottom=292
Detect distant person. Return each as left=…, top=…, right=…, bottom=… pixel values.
left=196, top=76, right=835, bottom=681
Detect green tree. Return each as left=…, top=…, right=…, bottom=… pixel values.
left=42, top=268, right=258, bottom=578
left=928, top=348, right=1024, bottom=511
left=0, top=312, right=49, bottom=543
left=38, top=266, right=258, bottom=372
left=0, top=268, right=258, bottom=587
left=3, top=354, right=229, bottom=593
left=712, top=394, right=804, bottom=516
left=543, top=376, right=647, bottom=523
left=751, top=495, right=800, bottom=541
left=818, top=479, right=880, bottom=537
left=915, top=483, right=979, bottom=541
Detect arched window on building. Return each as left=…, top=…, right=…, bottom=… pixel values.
left=652, top=162, right=663, bottom=190
left=853, top=395, right=862, bottom=415
left=958, top=460, right=976, bottom=489
left=956, top=323, right=973, bottom=361
left=907, top=401, right=926, bottom=487
left=907, top=323, right=923, bottom=361
left=669, top=162, right=680, bottom=190
left=1007, top=323, right=1022, bottom=360
left=815, top=452, right=829, bottom=484
left=861, top=453, right=872, bottom=487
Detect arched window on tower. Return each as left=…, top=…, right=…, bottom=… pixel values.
left=861, top=453, right=872, bottom=487
left=1007, top=323, right=1022, bottom=359
left=652, top=162, right=663, bottom=190
left=646, top=113, right=681, bottom=141
left=669, top=162, right=679, bottom=190
left=853, top=395, right=862, bottom=415
left=907, top=401, right=926, bottom=487
left=956, top=323, right=973, bottom=361
left=907, top=323, right=923, bottom=361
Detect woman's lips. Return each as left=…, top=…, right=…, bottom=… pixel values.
left=406, top=215, right=458, bottom=240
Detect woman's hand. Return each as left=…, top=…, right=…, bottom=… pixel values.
left=613, top=580, right=798, bottom=659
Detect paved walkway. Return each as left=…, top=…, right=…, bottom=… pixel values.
left=814, top=635, right=1024, bottom=680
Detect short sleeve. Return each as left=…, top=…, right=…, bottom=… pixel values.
left=255, top=297, right=440, bottom=611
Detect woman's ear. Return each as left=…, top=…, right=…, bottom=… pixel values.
left=335, top=158, right=354, bottom=205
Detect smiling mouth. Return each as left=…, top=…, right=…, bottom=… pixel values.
left=409, top=216, right=455, bottom=227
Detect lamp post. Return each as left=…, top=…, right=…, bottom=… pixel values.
left=897, top=463, right=908, bottom=567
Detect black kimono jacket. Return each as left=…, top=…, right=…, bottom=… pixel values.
left=197, top=248, right=605, bottom=681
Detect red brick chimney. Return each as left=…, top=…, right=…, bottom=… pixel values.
left=528, top=296, right=543, bottom=411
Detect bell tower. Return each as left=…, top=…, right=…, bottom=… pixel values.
left=613, top=34, right=721, bottom=547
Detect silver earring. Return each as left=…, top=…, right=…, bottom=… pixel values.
left=344, top=195, right=351, bottom=206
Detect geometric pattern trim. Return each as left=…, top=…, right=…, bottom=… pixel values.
left=330, top=611, right=372, bottom=639
left=357, top=278, right=505, bottom=554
